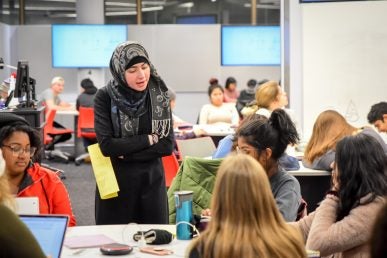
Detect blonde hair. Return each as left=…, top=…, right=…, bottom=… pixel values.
left=51, top=76, right=65, bottom=86
left=255, top=80, right=280, bottom=109
left=304, top=110, right=357, bottom=164
left=0, top=150, right=14, bottom=210
left=189, top=154, right=306, bottom=258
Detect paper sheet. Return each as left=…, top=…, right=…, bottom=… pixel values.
left=88, top=143, right=119, bottom=199
left=64, top=234, right=117, bottom=249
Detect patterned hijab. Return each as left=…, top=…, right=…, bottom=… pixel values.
left=107, top=41, right=171, bottom=138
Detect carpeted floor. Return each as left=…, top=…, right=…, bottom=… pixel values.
left=44, top=159, right=96, bottom=226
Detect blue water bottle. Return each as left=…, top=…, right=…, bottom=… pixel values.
left=175, top=190, right=194, bottom=240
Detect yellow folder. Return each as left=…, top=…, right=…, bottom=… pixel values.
left=88, top=143, right=119, bottom=199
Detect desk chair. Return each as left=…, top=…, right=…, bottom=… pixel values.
left=176, top=136, right=216, bottom=160
left=167, top=156, right=223, bottom=223
left=161, top=153, right=180, bottom=188
left=44, top=109, right=73, bottom=163
left=74, top=107, right=97, bottom=166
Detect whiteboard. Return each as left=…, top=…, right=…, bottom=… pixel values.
left=301, top=1, right=387, bottom=139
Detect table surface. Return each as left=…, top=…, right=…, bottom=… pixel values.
left=288, top=162, right=331, bottom=176
left=174, top=124, right=235, bottom=137
left=62, top=224, right=190, bottom=257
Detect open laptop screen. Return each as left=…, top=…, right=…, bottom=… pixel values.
left=19, top=214, right=68, bottom=258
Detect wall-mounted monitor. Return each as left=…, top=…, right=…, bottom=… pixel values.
left=221, top=25, right=280, bottom=66
left=176, top=14, right=217, bottom=24
left=52, top=24, right=127, bottom=68
left=300, top=0, right=375, bottom=2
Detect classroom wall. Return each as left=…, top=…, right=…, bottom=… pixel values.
left=0, top=24, right=280, bottom=124
left=300, top=1, right=387, bottom=139
left=2, top=1, right=386, bottom=132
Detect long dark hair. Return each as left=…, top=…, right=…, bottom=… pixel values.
left=335, top=134, right=387, bottom=221
left=237, top=109, right=299, bottom=160
left=0, top=123, right=42, bottom=163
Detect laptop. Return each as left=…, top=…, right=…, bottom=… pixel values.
left=19, top=214, right=68, bottom=258
left=15, top=197, right=39, bottom=215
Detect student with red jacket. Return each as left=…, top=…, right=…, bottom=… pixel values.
left=0, top=113, right=76, bottom=226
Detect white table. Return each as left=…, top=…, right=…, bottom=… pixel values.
left=288, top=162, right=330, bottom=176
left=62, top=224, right=191, bottom=258
left=193, top=124, right=235, bottom=137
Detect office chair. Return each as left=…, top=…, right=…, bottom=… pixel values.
left=44, top=108, right=73, bottom=163
left=176, top=136, right=216, bottom=161
left=74, top=107, right=97, bottom=166
left=161, top=153, right=180, bottom=188
left=167, top=156, right=223, bottom=223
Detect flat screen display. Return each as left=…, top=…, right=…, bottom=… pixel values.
left=19, top=215, right=68, bottom=258
left=221, top=26, right=280, bottom=66
left=300, top=0, right=375, bottom=2
left=176, top=15, right=217, bottom=24
left=52, top=24, right=127, bottom=68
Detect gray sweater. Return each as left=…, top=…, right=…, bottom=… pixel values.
left=270, top=167, right=301, bottom=222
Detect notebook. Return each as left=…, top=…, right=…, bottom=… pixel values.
left=19, top=214, right=68, bottom=258
left=15, top=197, right=39, bottom=215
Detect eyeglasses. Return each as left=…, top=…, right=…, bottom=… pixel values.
left=236, top=146, right=253, bottom=155
left=2, top=144, right=37, bottom=157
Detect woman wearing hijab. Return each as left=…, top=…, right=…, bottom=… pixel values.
left=94, top=42, right=174, bottom=225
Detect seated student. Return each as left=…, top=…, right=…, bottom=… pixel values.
left=204, top=109, right=301, bottom=221
left=188, top=154, right=307, bottom=258
left=0, top=113, right=76, bottom=226
left=76, top=78, right=97, bottom=110
left=76, top=78, right=98, bottom=150
left=370, top=202, right=387, bottom=258
left=223, top=76, right=239, bottom=103
left=39, top=76, right=73, bottom=149
left=292, top=134, right=387, bottom=257
left=254, top=80, right=302, bottom=138
left=255, top=80, right=289, bottom=117
left=199, top=84, right=239, bottom=126
left=303, top=110, right=387, bottom=171
left=235, top=79, right=257, bottom=117
left=367, top=101, right=387, bottom=133
left=235, top=109, right=301, bottom=221
left=0, top=150, right=46, bottom=257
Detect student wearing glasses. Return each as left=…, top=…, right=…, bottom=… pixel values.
left=0, top=149, right=46, bottom=257
left=0, top=113, right=76, bottom=226
left=204, top=109, right=302, bottom=222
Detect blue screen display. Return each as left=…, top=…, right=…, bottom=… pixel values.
left=300, top=0, right=355, bottom=2
left=221, top=26, right=281, bottom=66
left=176, top=15, right=216, bottom=24
left=52, top=24, right=127, bottom=68
left=20, top=215, right=68, bottom=258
